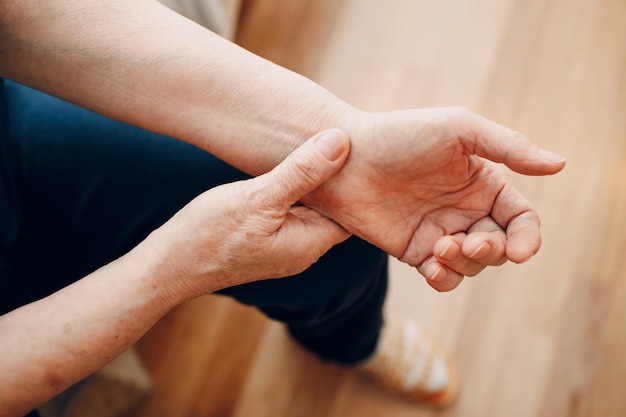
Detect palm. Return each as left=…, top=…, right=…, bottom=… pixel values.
left=305, top=107, right=564, bottom=270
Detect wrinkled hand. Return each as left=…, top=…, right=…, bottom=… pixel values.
left=148, top=129, right=352, bottom=298
left=304, top=107, right=566, bottom=292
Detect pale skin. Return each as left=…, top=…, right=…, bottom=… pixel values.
left=0, top=130, right=352, bottom=417
left=0, top=0, right=566, bottom=415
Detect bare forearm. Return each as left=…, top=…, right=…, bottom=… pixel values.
left=0, top=125, right=354, bottom=415
left=0, top=0, right=355, bottom=176
left=0, top=243, right=179, bottom=417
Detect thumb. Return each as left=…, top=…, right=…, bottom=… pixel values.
left=262, top=128, right=350, bottom=208
left=460, top=111, right=566, bottom=175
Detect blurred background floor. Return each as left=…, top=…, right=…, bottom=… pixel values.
left=134, top=0, right=626, bottom=416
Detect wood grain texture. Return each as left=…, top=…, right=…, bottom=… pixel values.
left=135, top=0, right=626, bottom=416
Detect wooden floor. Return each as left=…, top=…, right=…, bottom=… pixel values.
left=134, top=0, right=626, bottom=416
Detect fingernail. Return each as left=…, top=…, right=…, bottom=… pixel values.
left=469, top=242, right=490, bottom=259
left=539, top=149, right=566, bottom=163
left=439, top=241, right=458, bottom=261
left=315, top=129, right=347, bottom=161
left=430, top=266, right=447, bottom=283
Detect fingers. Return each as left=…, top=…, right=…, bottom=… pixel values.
left=490, top=184, right=542, bottom=263
left=417, top=258, right=465, bottom=292
left=453, top=108, right=566, bottom=176
left=250, top=129, right=352, bottom=268
left=418, top=217, right=507, bottom=292
left=438, top=220, right=508, bottom=270
left=419, top=185, right=543, bottom=293
left=261, top=128, right=350, bottom=209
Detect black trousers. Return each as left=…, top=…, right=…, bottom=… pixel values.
left=0, top=79, right=388, bottom=371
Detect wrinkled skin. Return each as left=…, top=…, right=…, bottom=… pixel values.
left=304, top=107, right=566, bottom=291
left=147, top=130, right=352, bottom=298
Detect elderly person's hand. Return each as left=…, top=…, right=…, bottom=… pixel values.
left=304, top=107, right=566, bottom=292
left=0, top=0, right=565, bottom=294
left=0, top=130, right=352, bottom=417
left=143, top=129, right=351, bottom=300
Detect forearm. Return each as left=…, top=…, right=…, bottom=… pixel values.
left=0, top=0, right=356, bottom=176
left=0, top=242, right=180, bottom=417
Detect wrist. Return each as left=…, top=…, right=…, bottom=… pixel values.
left=120, top=231, right=199, bottom=309
left=232, top=81, right=361, bottom=176
left=299, top=108, right=372, bottom=219
left=128, top=219, right=235, bottom=305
